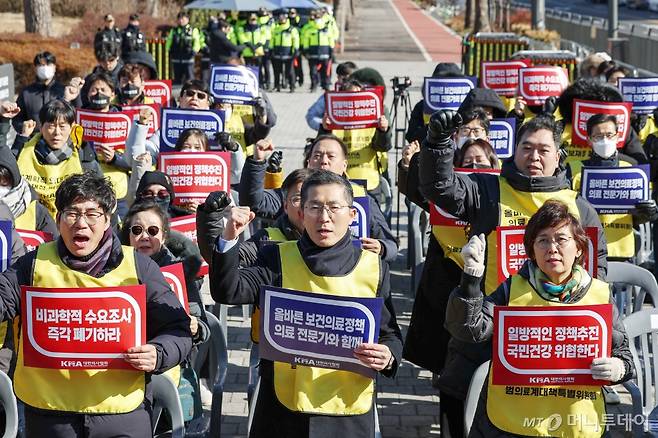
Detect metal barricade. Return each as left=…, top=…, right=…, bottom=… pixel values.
left=462, top=32, right=530, bottom=78
left=146, top=39, right=171, bottom=81
left=510, top=49, right=579, bottom=81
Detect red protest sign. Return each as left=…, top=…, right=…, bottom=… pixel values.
left=159, top=152, right=230, bottom=206
left=518, top=67, right=569, bottom=106
left=144, top=80, right=173, bottom=107
left=121, top=103, right=161, bottom=137
left=161, top=263, right=189, bottom=312
left=571, top=99, right=632, bottom=148
left=325, top=89, right=383, bottom=130
left=16, top=229, right=53, bottom=252
left=497, top=226, right=598, bottom=283
left=481, top=59, right=530, bottom=96
left=76, top=109, right=137, bottom=150
left=170, top=215, right=209, bottom=277
left=492, top=304, right=612, bottom=386
left=21, top=285, right=146, bottom=370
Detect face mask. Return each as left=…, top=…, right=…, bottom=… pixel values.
left=88, top=93, right=110, bottom=110
left=0, top=186, right=10, bottom=198
left=455, top=136, right=469, bottom=150
left=155, top=196, right=171, bottom=211
left=461, top=162, right=490, bottom=169
left=592, top=138, right=617, bottom=159
left=315, top=19, right=323, bottom=26
left=120, top=84, right=140, bottom=100
left=36, top=65, right=55, bottom=81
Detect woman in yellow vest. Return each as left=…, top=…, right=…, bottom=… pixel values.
left=211, top=170, right=403, bottom=437
left=567, top=113, right=658, bottom=261
left=446, top=200, right=633, bottom=437
left=0, top=172, right=191, bottom=437
left=13, top=99, right=102, bottom=219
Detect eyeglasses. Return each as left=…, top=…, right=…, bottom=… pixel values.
left=535, top=236, right=573, bottom=249
left=183, top=89, right=208, bottom=100
left=288, top=195, right=301, bottom=207
left=141, top=190, right=170, bottom=200
left=130, top=225, right=160, bottom=237
left=304, top=203, right=351, bottom=217
left=61, top=209, right=106, bottom=226
left=458, top=127, right=486, bottom=136
left=590, top=132, right=617, bottom=142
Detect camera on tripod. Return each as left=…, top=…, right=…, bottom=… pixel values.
left=391, top=76, right=412, bottom=95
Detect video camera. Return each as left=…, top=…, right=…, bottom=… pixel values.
left=391, top=76, right=412, bottom=95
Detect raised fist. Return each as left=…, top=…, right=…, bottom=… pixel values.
left=199, top=190, right=231, bottom=213
left=426, top=109, right=462, bottom=147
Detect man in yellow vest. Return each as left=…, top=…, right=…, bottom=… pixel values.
left=567, top=113, right=658, bottom=261
left=0, top=172, right=191, bottom=436
left=211, top=169, right=402, bottom=437
left=418, top=111, right=609, bottom=435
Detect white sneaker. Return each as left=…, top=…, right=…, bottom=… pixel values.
left=199, top=380, right=213, bottom=409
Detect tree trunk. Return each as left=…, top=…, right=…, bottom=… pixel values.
left=23, top=0, right=52, bottom=36
left=475, top=0, right=491, bottom=32
left=145, top=0, right=160, bottom=19
left=465, top=0, right=476, bottom=29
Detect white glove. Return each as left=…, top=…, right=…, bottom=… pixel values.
left=462, top=233, right=486, bottom=278
left=590, top=357, right=625, bottom=382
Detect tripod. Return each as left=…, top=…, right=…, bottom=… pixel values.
left=389, top=83, right=413, bottom=238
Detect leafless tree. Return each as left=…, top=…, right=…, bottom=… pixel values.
left=23, top=0, right=52, bottom=36
left=475, top=0, right=491, bottom=31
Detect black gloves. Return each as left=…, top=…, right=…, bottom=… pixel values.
left=631, top=200, right=658, bottom=224
left=542, top=96, right=558, bottom=116
left=425, top=109, right=462, bottom=148
left=216, top=132, right=240, bottom=152
left=199, top=190, right=231, bottom=213
left=267, top=150, right=283, bottom=173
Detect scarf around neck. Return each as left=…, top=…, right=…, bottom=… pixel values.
left=2, top=178, right=32, bottom=219
left=59, top=227, right=114, bottom=278
left=528, top=261, right=591, bottom=303
left=35, top=137, right=73, bottom=165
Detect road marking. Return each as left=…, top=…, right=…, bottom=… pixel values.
left=387, top=0, right=432, bottom=61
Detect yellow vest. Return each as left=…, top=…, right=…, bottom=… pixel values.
left=431, top=205, right=468, bottom=269
left=273, top=241, right=379, bottom=415
left=224, top=105, right=255, bottom=157
left=17, top=134, right=84, bottom=219
left=334, top=128, right=381, bottom=191
left=561, top=124, right=592, bottom=165
left=14, top=242, right=146, bottom=414
left=99, top=161, right=129, bottom=200
left=638, top=115, right=656, bottom=143
left=485, top=177, right=580, bottom=293
left=14, top=200, right=38, bottom=230
left=486, top=274, right=609, bottom=437
left=351, top=182, right=366, bottom=197
left=250, top=227, right=291, bottom=343
left=569, top=160, right=635, bottom=259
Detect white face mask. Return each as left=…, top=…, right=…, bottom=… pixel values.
left=0, top=186, right=11, bottom=198
left=455, top=136, right=469, bottom=150
left=592, top=138, right=617, bottom=158
left=36, top=65, right=55, bottom=81
left=315, top=19, right=323, bottom=26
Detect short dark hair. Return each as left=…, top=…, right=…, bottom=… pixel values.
left=177, top=11, right=189, bottom=19
left=120, top=199, right=170, bottom=244
left=0, top=167, right=13, bottom=187
left=217, top=19, right=229, bottom=29
left=118, top=64, right=145, bottom=82
left=517, top=115, right=562, bottom=151
left=305, top=134, right=349, bottom=164
left=605, top=66, right=629, bottom=82
left=281, top=168, right=316, bottom=199
left=86, top=71, right=116, bottom=92
left=300, top=170, right=353, bottom=207
left=586, top=114, right=617, bottom=137
left=96, top=44, right=120, bottom=62
left=55, top=172, right=116, bottom=215
left=39, top=99, right=76, bottom=125
left=181, top=79, right=210, bottom=97
left=460, top=107, right=490, bottom=133
left=175, top=128, right=209, bottom=151
left=34, top=51, right=56, bottom=66
left=523, top=199, right=589, bottom=266
left=336, top=62, right=358, bottom=77
left=455, top=138, right=499, bottom=169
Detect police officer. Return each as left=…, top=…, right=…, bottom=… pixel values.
left=94, top=14, right=122, bottom=56
left=238, top=13, right=267, bottom=88
left=258, top=7, right=274, bottom=90
left=121, top=14, right=146, bottom=62
left=166, top=11, right=202, bottom=85
left=270, top=9, right=299, bottom=93
left=301, top=9, right=334, bottom=92
left=288, top=8, right=305, bottom=87
left=212, top=170, right=402, bottom=438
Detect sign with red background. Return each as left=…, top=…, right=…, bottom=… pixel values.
left=161, top=263, right=189, bottom=312
left=325, top=89, right=383, bottom=130
left=571, top=99, right=632, bottom=148
left=170, top=215, right=209, bottom=277
left=121, top=103, right=161, bottom=137
left=144, top=80, right=173, bottom=107
left=518, top=67, right=569, bottom=106
left=481, top=59, right=531, bottom=96
left=159, top=152, right=230, bottom=206
left=17, top=230, right=53, bottom=253
left=76, top=109, right=138, bottom=149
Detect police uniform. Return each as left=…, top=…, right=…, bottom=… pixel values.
left=270, top=19, right=300, bottom=91
left=121, top=24, right=146, bottom=60
left=166, top=23, right=202, bottom=84
left=211, top=231, right=402, bottom=438
left=301, top=20, right=334, bottom=90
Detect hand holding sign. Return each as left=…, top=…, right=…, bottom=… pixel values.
left=353, top=343, right=392, bottom=371
left=223, top=206, right=255, bottom=240
left=123, top=344, right=158, bottom=372
left=590, top=357, right=625, bottom=382
left=95, top=143, right=116, bottom=163
left=462, top=234, right=486, bottom=277
left=360, top=237, right=381, bottom=255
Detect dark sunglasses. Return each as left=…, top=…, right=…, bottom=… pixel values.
left=130, top=225, right=160, bottom=237
left=183, top=89, right=208, bottom=100
left=141, top=189, right=170, bottom=200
